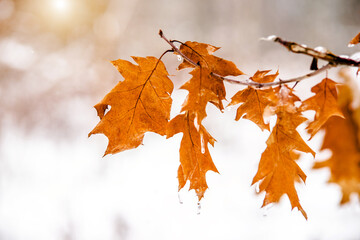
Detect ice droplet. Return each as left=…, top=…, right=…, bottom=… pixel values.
left=178, top=193, right=183, bottom=204
left=177, top=55, right=183, bottom=61
left=200, top=132, right=206, bottom=154
left=197, top=202, right=201, bottom=215
left=260, top=35, right=277, bottom=41
left=262, top=203, right=274, bottom=217
left=350, top=52, right=360, bottom=61
left=194, top=113, right=200, bottom=131
left=300, top=44, right=307, bottom=48
left=226, top=106, right=233, bottom=112
left=314, top=46, right=327, bottom=53
left=255, top=182, right=260, bottom=193
left=348, top=43, right=355, bottom=48
left=339, top=55, right=350, bottom=59
left=279, top=84, right=290, bottom=104
left=103, top=105, right=111, bottom=116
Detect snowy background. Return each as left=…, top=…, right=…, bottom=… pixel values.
left=0, top=0, right=360, bottom=239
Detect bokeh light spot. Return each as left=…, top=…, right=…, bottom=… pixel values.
left=52, top=0, right=70, bottom=13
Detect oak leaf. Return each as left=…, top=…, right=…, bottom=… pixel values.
left=177, top=41, right=244, bottom=77
left=167, top=41, right=243, bottom=199
left=167, top=113, right=218, bottom=200
left=314, top=84, right=360, bottom=204
left=178, top=41, right=244, bottom=126
left=300, top=78, right=344, bottom=139
left=349, top=32, right=360, bottom=45
left=89, top=56, right=173, bottom=155
left=180, top=67, right=225, bottom=126
left=228, top=70, right=279, bottom=131
left=252, top=85, right=315, bottom=219
left=250, top=69, right=279, bottom=83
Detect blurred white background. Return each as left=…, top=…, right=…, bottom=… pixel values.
left=0, top=0, right=360, bottom=239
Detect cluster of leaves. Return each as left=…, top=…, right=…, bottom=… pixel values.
left=89, top=32, right=360, bottom=219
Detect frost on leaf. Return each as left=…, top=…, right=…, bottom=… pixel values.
left=89, top=56, right=173, bottom=155
left=301, top=78, right=344, bottom=139
left=252, top=85, right=315, bottom=219
left=314, top=83, right=360, bottom=204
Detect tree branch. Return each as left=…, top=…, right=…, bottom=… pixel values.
left=159, top=30, right=260, bottom=86
left=159, top=30, right=340, bottom=88
left=270, top=36, right=360, bottom=67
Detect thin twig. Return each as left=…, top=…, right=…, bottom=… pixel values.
left=211, top=64, right=332, bottom=88
left=210, top=72, right=253, bottom=86
left=159, top=30, right=199, bottom=67
left=262, top=63, right=333, bottom=87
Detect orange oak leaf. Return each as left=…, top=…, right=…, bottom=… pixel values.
left=177, top=41, right=242, bottom=113
left=301, top=78, right=344, bottom=139
left=349, top=32, right=360, bottom=45
left=252, top=85, right=315, bottom=219
left=250, top=69, right=279, bottom=83
left=253, top=146, right=307, bottom=216
left=228, top=70, right=279, bottom=131
left=177, top=41, right=244, bottom=77
left=167, top=41, right=243, bottom=199
left=314, top=84, right=360, bottom=204
left=166, top=112, right=218, bottom=200
left=228, top=87, right=275, bottom=131
left=177, top=41, right=244, bottom=120
left=89, top=56, right=173, bottom=155
left=180, top=67, right=226, bottom=126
